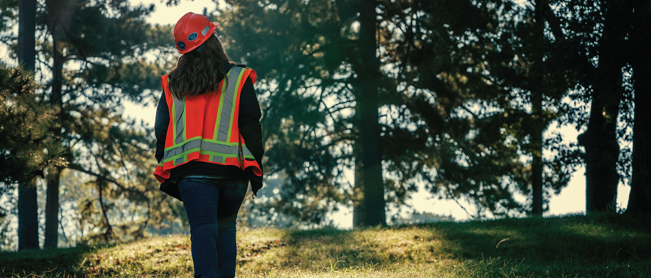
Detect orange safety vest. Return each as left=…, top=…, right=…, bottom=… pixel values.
left=154, top=66, right=262, bottom=183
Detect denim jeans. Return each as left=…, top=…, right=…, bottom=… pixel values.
left=178, top=177, right=248, bottom=278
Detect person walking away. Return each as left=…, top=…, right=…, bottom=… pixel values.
left=153, top=12, right=264, bottom=278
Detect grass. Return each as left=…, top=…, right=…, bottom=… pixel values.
left=1, top=213, right=650, bottom=277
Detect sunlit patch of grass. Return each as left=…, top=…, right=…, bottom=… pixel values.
left=1, top=213, right=650, bottom=277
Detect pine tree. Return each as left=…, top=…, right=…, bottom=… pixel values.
left=15, top=0, right=39, bottom=250
left=1, top=0, right=180, bottom=246
left=542, top=0, right=633, bottom=213
left=218, top=0, right=360, bottom=225
left=357, top=0, right=386, bottom=226
left=377, top=0, right=534, bottom=218
left=40, top=0, right=176, bottom=243
left=576, top=0, right=630, bottom=213
left=0, top=64, right=64, bottom=249
left=485, top=0, right=585, bottom=215
left=218, top=0, right=539, bottom=223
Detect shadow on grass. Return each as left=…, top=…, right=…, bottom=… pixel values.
left=3, top=213, right=650, bottom=277
left=263, top=213, right=651, bottom=273
left=0, top=243, right=98, bottom=276
left=433, top=213, right=651, bottom=263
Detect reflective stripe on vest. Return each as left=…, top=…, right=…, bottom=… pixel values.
left=154, top=66, right=260, bottom=183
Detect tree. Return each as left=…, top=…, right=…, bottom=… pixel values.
left=576, top=1, right=630, bottom=213
left=219, top=0, right=427, bottom=226
left=220, top=0, right=539, bottom=224
left=37, top=0, right=176, bottom=244
left=218, top=0, right=361, bottom=225
left=378, top=0, right=535, bottom=218
left=1, top=0, right=182, bottom=247
left=627, top=0, right=651, bottom=215
left=488, top=0, right=584, bottom=215
left=0, top=64, right=64, bottom=249
left=357, top=0, right=386, bottom=226
left=16, top=0, right=39, bottom=250
left=540, top=0, right=634, bottom=213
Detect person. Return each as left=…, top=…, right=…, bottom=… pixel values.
left=153, top=12, right=264, bottom=278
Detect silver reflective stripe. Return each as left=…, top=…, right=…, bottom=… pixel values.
left=164, top=139, right=240, bottom=158
left=175, top=156, right=185, bottom=166
left=211, top=155, right=224, bottom=163
left=242, top=145, right=253, bottom=157
left=173, top=96, right=185, bottom=144
left=203, top=140, right=239, bottom=154
left=164, top=139, right=201, bottom=158
left=216, top=67, right=243, bottom=142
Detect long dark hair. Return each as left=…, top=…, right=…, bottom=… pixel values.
left=169, top=34, right=231, bottom=99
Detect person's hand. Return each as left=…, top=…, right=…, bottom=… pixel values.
left=251, top=180, right=263, bottom=198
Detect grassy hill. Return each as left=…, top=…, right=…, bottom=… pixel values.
left=1, top=214, right=650, bottom=277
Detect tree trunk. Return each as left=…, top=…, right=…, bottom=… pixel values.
left=580, top=98, right=620, bottom=213
left=44, top=168, right=62, bottom=248
left=44, top=12, right=66, bottom=249
left=18, top=0, right=36, bottom=72
left=358, top=0, right=386, bottom=226
left=17, top=0, right=39, bottom=251
left=579, top=2, right=625, bottom=213
left=18, top=180, right=39, bottom=250
left=531, top=94, right=544, bottom=216
left=628, top=78, right=651, bottom=215
left=352, top=140, right=365, bottom=228
left=530, top=0, right=545, bottom=216
left=627, top=0, right=651, bottom=215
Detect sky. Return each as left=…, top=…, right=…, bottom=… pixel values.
left=124, top=0, right=633, bottom=229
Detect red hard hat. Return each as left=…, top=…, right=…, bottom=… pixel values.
left=174, top=12, right=219, bottom=54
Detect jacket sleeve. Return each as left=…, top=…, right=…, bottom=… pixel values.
left=238, top=76, right=265, bottom=195
left=154, top=90, right=169, bottom=163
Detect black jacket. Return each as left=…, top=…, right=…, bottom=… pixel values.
left=154, top=63, right=264, bottom=201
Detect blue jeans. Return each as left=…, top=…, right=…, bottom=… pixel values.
left=178, top=177, right=248, bottom=278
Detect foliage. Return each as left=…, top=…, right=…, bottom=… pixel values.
left=546, top=0, right=636, bottom=212
left=219, top=0, right=359, bottom=224
left=0, top=0, right=647, bottom=249
left=1, top=214, right=650, bottom=277
left=42, top=0, right=181, bottom=244
left=37, top=0, right=183, bottom=244
left=476, top=0, right=587, bottom=213
left=216, top=0, right=549, bottom=224
left=376, top=0, right=533, bottom=217
left=0, top=0, right=183, bottom=247
left=0, top=64, right=65, bottom=192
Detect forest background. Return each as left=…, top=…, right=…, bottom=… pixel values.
left=0, top=0, right=650, bottom=251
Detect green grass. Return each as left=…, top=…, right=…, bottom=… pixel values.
left=1, top=213, right=650, bottom=277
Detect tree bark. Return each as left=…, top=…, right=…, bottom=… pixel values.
left=531, top=94, right=544, bottom=216
left=44, top=168, right=62, bottom=248
left=358, top=0, right=386, bottom=226
left=578, top=2, right=626, bottom=213
left=44, top=9, right=66, bottom=249
left=352, top=140, right=365, bottom=228
left=18, top=180, right=39, bottom=250
left=17, top=180, right=39, bottom=250
left=627, top=0, right=651, bottom=215
left=18, top=0, right=36, bottom=72
left=17, top=0, right=39, bottom=251
left=531, top=0, right=545, bottom=216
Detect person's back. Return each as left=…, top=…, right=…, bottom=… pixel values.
left=153, top=12, right=264, bottom=278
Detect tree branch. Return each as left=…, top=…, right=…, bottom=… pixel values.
left=68, top=164, right=152, bottom=195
